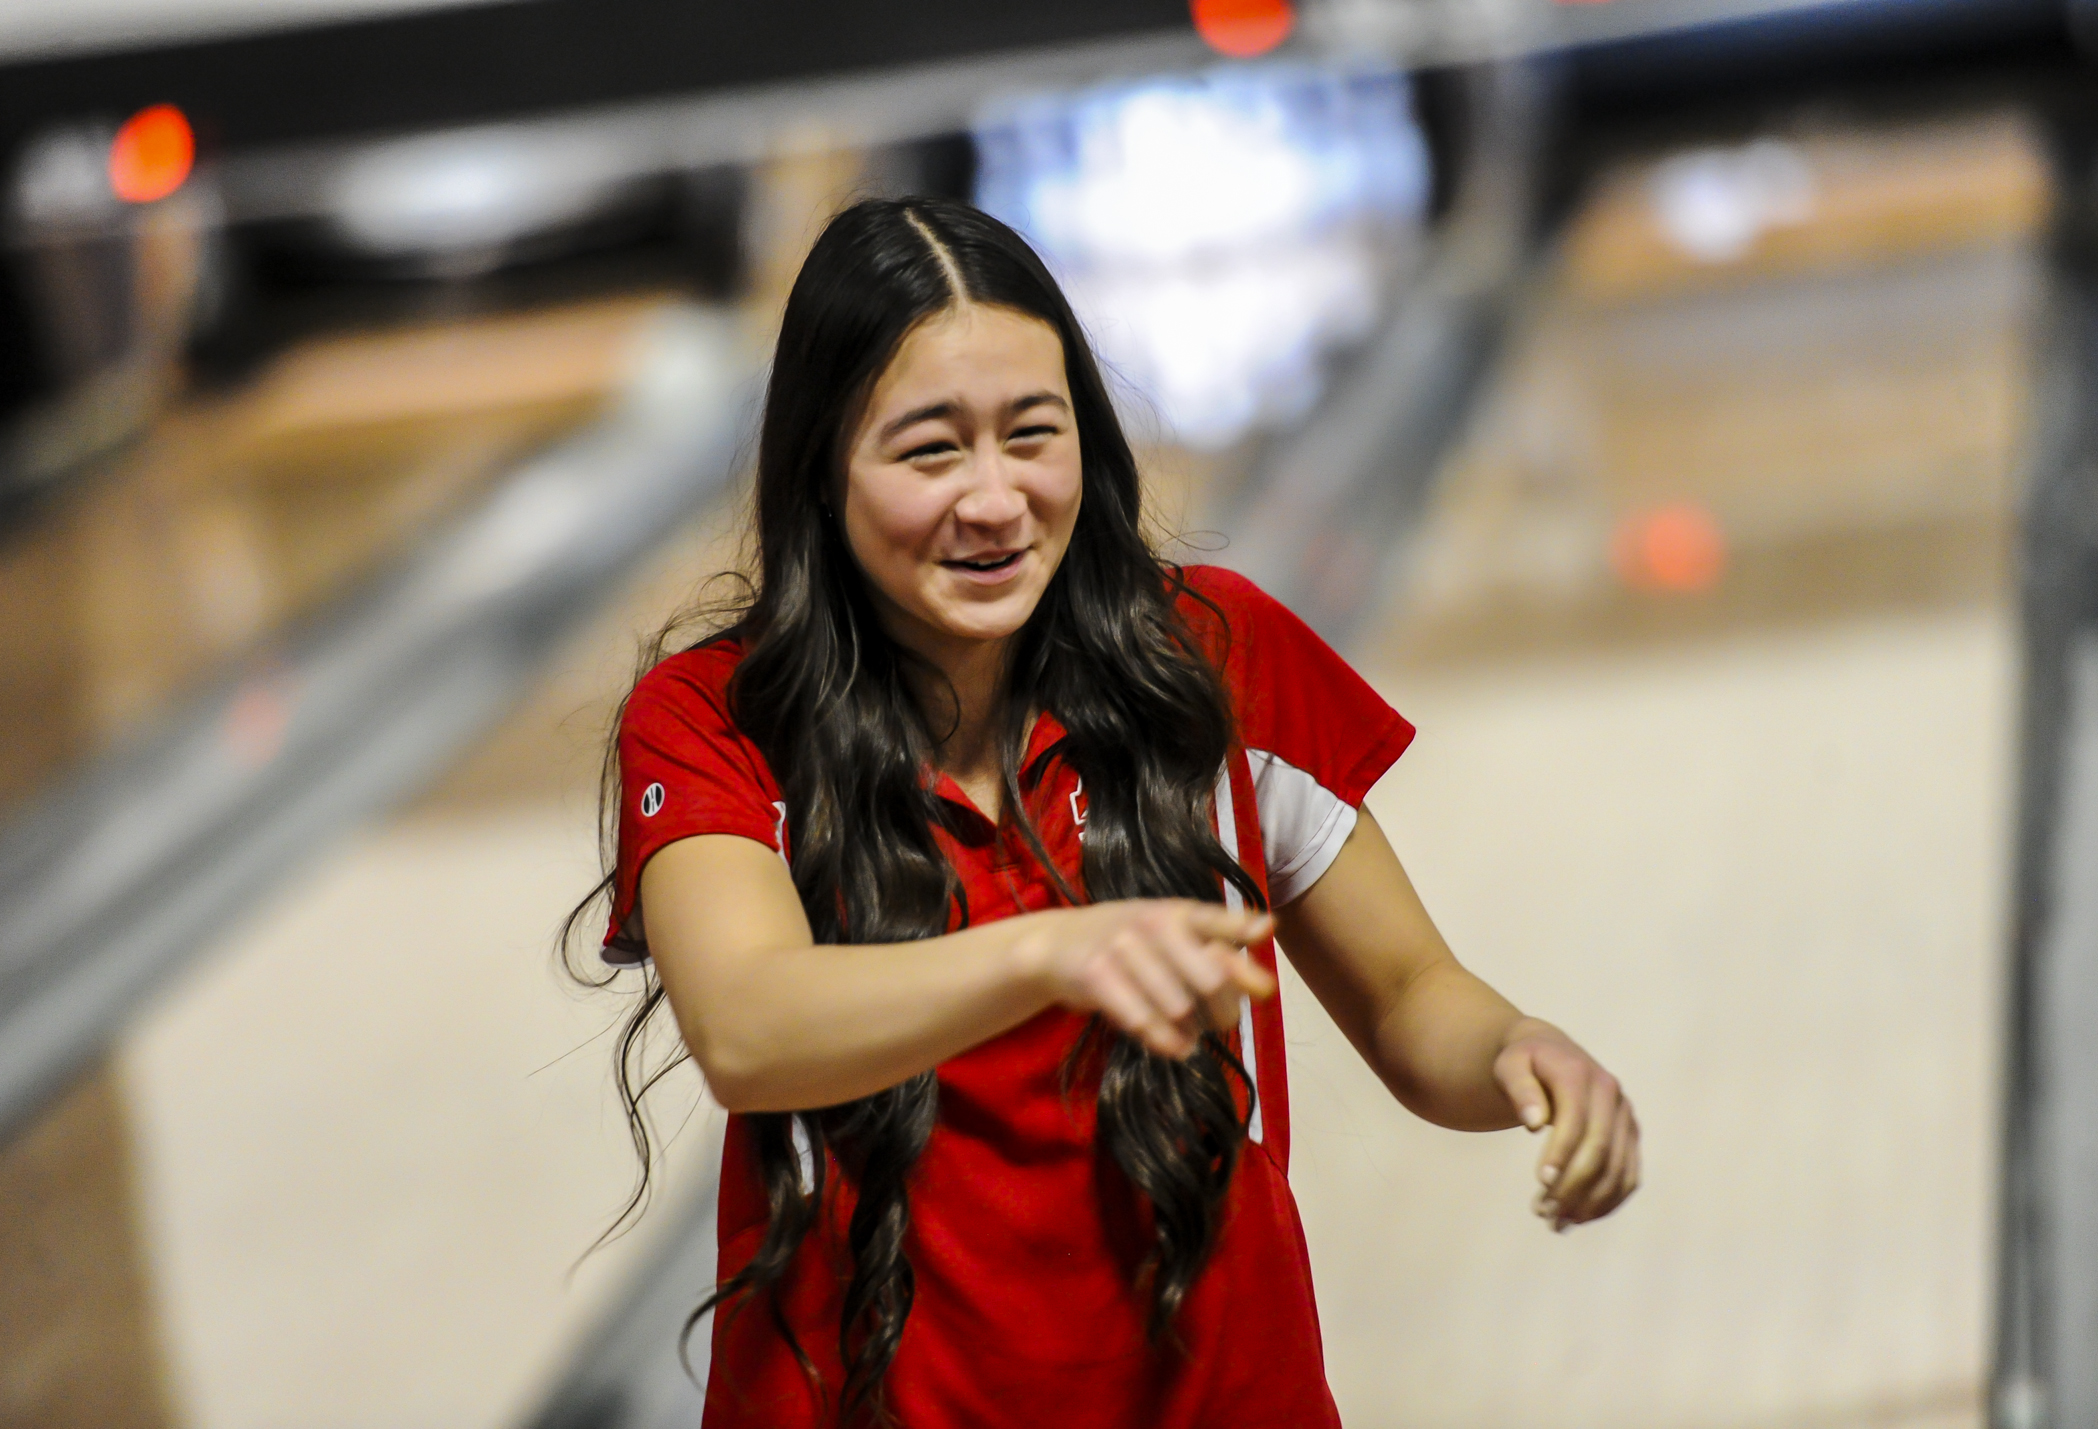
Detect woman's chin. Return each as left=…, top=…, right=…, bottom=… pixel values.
left=921, top=585, right=1043, bottom=646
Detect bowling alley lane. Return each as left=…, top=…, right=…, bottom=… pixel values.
left=0, top=286, right=733, bottom=1429
left=112, top=503, right=744, bottom=1429
left=0, top=293, right=680, bottom=811
left=1, top=40, right=2070, bottom=1429
left=1272, top=109, right=2040, bottom=1427
left=41, top=145, right=864, bottom=1429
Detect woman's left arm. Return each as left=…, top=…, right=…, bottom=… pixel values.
left=1274, top=807, right=1640, bottom=1230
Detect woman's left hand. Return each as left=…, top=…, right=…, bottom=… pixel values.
left=1492, top=1020, right=1640, bottom=1231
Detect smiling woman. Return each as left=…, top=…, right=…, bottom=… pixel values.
left=565, top=197, right=1638, bottom=1429
left=840, top=300, right=1082, bottom=815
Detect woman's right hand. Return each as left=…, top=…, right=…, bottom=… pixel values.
left=1022, top=900, right=1278, bottom=1059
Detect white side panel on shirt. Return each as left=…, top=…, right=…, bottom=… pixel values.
left=1247, top=747, right=1358, bottom=907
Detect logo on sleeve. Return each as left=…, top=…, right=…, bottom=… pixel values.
left=640, top=782, right=666, bottom=817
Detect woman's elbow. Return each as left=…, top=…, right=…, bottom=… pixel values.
left=684, top=1024, right=802, bottom=1114
left=677, top=1017, right=762, bottom=1112
left=702, top=1072, right=768, bottom=1115
left=666, top=979, right=845, bottom=1112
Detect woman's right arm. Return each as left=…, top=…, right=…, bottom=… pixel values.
left=640, top=834, right=1275, bottom=1113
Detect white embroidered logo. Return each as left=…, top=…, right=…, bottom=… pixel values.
left=1069, top=777, right=1088, bottom=843
left=639, top=782, right=665, bottom=817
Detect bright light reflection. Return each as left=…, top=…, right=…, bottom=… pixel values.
left=1648, top=139, right=1815, bottom=264
left=331, top=127, right=628, bottom=258
left=977, top=65, right=1429, bottom=449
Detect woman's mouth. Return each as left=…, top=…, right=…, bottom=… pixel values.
left=940, top=550, right=1026, bottom=583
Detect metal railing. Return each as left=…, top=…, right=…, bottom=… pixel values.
left=0, top=305, right=755, bottom=1145
left=1993, top=96, right=2098, bottom=1429
left=1216, top=58, right=1547, bottom=644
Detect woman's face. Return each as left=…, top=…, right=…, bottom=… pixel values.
left=841, top=303, right=1082, bottom=660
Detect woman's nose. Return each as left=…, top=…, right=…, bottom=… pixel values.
left=954, top=457, right=1028, bottom=527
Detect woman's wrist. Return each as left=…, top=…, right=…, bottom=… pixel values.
left=1000, top=906, right=1077, bottom=1002
left=1498, top=1015, right=1563, bottom=1056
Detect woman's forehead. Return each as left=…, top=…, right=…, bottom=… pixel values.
left=869, top=304, right=1068, bottom=414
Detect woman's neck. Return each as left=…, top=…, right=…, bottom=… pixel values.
left=895, top=625, right=1014, bottom=822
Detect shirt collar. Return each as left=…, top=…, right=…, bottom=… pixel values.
left=1021, top=708, right=1069, bottom=783
left=926, top=710, right=1070, bottom=823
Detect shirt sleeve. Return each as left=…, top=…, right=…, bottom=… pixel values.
left=1186, top=567, right=1415, bottom=906
left=605, top=647, right=786, bottom=964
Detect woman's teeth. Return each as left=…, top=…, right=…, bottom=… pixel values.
left=948, top=552, right=1021, bottom=572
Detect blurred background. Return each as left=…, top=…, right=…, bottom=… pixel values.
left=2, top=1, right=2096, bottom=1426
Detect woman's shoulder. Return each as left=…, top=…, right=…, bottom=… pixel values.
left=1168, top=562, right=1384, bottom=706
left=617, top=633, right=785, bottom=796
left=1168, top=563, right=1294, bottom=649
left=623, top=634, right=749, bottom=732
left=1172, top=562, right=1262, bottom=605
left=1171, top=565, right=1414, bottom=802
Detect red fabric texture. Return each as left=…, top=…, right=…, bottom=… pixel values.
left=608, top=567, right=1413, bottom=1428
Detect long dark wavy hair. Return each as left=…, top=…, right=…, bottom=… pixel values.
left=565, top=197, right=1263, bottom=1424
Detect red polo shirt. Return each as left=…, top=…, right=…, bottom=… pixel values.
left=608, top=566, right=1413, bottom=1428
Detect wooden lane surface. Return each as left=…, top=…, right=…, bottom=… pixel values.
left=0, top=296, right=673, bottom=812
left=85, top=147, right=871, bottom=1429
left=0, top=293, right=688, bottom=1429
left=1276, top=109, right=2042, bottom=1427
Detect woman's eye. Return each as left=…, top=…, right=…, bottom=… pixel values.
left=1008, top=425, right=1059, bottom=443
left=902, top=441, right=958, bottom=461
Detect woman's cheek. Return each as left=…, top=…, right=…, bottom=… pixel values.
left=897, top=481, right=961, bottom=558
left=1040, top=454, right=1083, bottom=534
left=852, top=471, right=941, bottom=560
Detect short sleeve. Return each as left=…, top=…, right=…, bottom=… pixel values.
left=605, top=643, right=786, bottom=964
left=1181, top=567, right=1415, bottom=905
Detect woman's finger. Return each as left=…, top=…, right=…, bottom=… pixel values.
left=1088, top=957, right=1193, bottom=1059
left=1493, top=1046, right=1552, bottom=1134
left=1156, top=920, right=1258, bottom=1030
left=1183, top=904, right=1274, bottom=951
left=1533, top=1067, right=1590, bottom=1202
left=1607, top=1105, right=1642, bottom=1212
left=1567, top=1101, right=1636, bottom=1223
left=1156, top=916, right=1231, bottom=997
left=1604, top=1102, right=1641, bottom=1213
left=1116, top=935, right=1200, bottom=1049
left=1591, top=1103, right=1637, bottom=1218
left=1188, top=955, right=1249, bottom=1033
left=1117, top=932, right=1198, bottom=1029
left=1174, top=906, right=1276, bottom=1005
left=1174, top=926, right=1273, bottom=1002
left=1549, top=1077, right=1621, bottom=1223
left=1224, top=949, right=1276, bottom=1003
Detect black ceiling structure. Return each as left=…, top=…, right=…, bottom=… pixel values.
left=0, top=0, right=2087, bottom=169
left=0, top=0, right=1192, bottom=159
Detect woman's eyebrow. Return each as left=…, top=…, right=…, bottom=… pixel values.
left=1008, top=392, right=1070, bottom=418
left=879, top=392, right=1067, bottom=443
left=879, top=402, right=956, bottom=442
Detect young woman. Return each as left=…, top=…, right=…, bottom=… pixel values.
left=585, top=197, right=1638, bottom=1428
